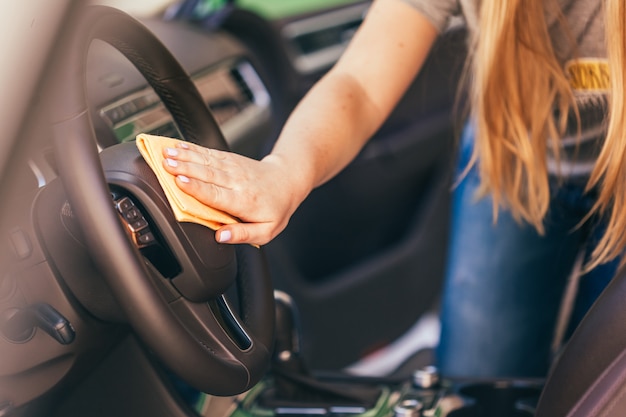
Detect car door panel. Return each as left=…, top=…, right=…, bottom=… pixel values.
left=235, top=5, right=469, bottom=369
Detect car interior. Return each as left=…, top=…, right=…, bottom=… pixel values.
left=3, top=1, right=626, bottom=416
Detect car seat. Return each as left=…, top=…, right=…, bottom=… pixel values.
left=535, top=264, right=626, bottom=416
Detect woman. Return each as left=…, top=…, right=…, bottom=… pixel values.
left=162, top=0, right=624, bottom=378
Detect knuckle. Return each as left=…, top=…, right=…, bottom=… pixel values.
left=237, top=227, right=250, bottom=242
left=211, top=148, right=227, bottom=160
left=203, top=167, right=215, bottom=182
left=208, top=182, right=224, bottom=204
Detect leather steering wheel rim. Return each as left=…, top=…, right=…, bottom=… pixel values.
left=47, top=5, right=274, bottom=395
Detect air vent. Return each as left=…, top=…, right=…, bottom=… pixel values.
left=292, top=18, right=361, bottom=56
left=230, top=67, right=255, bottom=103
left=282, top=3, right=369, bottom=74
left=229, top=61, right=270, bottom=108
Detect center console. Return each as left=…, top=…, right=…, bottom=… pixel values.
left=231, top=367, right=543, bottom=417
left=223, top=294, right=543, bottom=417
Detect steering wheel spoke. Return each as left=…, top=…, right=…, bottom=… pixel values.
left=169, top=295, right=253, bottom=356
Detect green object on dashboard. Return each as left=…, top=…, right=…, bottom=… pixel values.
left=192, top=0, right=364, bottom=22
left=114, top=122, right=136, bottom=143
left=193, top=0, right=364, bottom=20
left=235, top=0, right=363, bottom=20
left=195, top=0, right=230, bottom=16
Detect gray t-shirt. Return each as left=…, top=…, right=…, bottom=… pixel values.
left=403, top=0, right=607, bottom=182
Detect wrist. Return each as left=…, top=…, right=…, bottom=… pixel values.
left=261, top=153, right=314, bottom=209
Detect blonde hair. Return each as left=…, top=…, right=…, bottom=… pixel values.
left=468, top=0, right=625, bottom=268
left=587, top=0, right=626, bottom=269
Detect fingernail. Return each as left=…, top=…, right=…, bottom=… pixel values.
left=177, top=175, right=190, bottom=183
left=166, top=147, right=178, bottom=157
left=218, top=230, right=232, bottom=243
left=166, top=158, right=178, bottom=167
left=179, top=142, right=190, bottom=149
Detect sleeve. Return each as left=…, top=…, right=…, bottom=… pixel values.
left=400, top=0, right=461, bottom=32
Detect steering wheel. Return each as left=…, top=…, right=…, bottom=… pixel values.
left=47, top=5, right=274, bottom=396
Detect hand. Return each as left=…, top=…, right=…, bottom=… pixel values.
left=161, top=142, right=307, bottom=246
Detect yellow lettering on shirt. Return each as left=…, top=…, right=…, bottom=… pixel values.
left=566, top=59, right=610, bottom=91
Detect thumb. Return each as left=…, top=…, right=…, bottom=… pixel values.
left=215, top=223, right=275, bottom=247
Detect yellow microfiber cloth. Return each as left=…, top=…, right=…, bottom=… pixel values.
left=136, top=133, right=239, bottom=230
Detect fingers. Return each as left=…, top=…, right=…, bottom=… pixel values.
left=161, top=144, right=256, bottom=210
left=173, top=169, right=232, bottom=211
left=163, top=156, right=229, bottom=188
left=163, top=143, right=227, bottom=169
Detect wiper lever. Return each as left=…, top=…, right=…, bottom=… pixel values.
left=1, top=303, right=75, bottom=345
